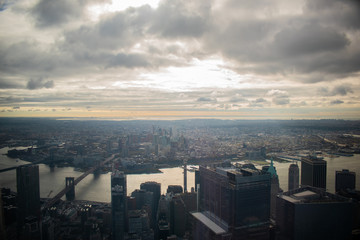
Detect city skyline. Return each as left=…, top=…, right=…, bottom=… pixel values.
left=1, top=0, right=360, bottom=120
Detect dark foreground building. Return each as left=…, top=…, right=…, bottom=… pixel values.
left=191, top=165, right=271, bottom=240
left=276, top=186, right=353, bottom=240
left=17, top=165, right=41, bottom=240
left=111, top=171, right=127, bottom=240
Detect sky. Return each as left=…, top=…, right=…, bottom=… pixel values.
left=0, top=0, right=360, bottom=120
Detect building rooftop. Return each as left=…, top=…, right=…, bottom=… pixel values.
left=191, top=212, right=228, bottom=235
left=279, top=187, right=351, bottom=204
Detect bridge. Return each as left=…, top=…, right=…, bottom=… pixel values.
left=41, top=154, right=116, bottom=211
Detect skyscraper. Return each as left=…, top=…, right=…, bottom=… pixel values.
left=192, top=165, right=271, bottom=240
left=140, top=181, right=161, bottom=229
left=276, top=186, right=353, bottom=240
left=301, top=155, right=327, bottom=189
left=111, top=171, right=127, bottom=240
left=288, top=163, right=299, bottom=191
left=16, top=165, right=41, bottom=240
left=16, top=165, right=40, bottom=223
left=266, top=158, right=280, bottom=220
left=335, top=169, right=356, bottom=193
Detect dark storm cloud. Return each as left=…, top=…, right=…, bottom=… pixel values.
left=273, top=23, right=349, bottom=57
left=63, top=5, right=153, bottom=51
left=149, top=0, right=208, bottom=38
left=26, top=78, right=54, bottom=90
left=31, top=0, right=111, bottom=27
left=305, top=0, right=360, bottom=30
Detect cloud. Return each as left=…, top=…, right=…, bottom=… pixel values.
left=197, top=97, right=217, bottom=102
left=149, top=0, right=209, bottom=38
left=255, top=98, right=267, bottom=103
left=318, top=85, right=354, bottom=96
left=272, top=96, right=290, bottom=105
left=31, top=0, right=111, bottom=27
left=273, top=23, right=349, bottom=57
left=266, top=89, right=288, bottom=97
left=26, top=78, right=54, bottom=90
left=330, top=99, right=344, bottom=105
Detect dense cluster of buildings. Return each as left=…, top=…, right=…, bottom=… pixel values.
left=1, top=152, right=359, bottom=240
left=2, top=119, right=360, bottom=175
left=1, top=119, right=360, bottom=239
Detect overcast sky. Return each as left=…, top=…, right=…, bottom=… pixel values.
left=0, top=0, right=359, bottom=120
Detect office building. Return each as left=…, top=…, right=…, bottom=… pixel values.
left=140, top=181, right=161, bottom=229
left=288, top=163, right=299, bottom=191
left=16, top=165, right=41, bottom=239
left=170, top=195, right=186, bottom=237
left=276, top=186, right=353, bottom=240
left=263, top=158, right=280, bottom=220
left=191, top=165, right=271, bottom=240
left=157, top=194, right=172, bottom=240
left=111, top=171, right=127, bottom=240
left=301, top=155, right=327, bottom=189
left=336, top=169, right=356, bottom=193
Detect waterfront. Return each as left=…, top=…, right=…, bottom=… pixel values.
left=0, top=147, right=359, bottom=203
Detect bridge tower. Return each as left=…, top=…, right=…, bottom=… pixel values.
left=65, top=177, right=75, bottom=201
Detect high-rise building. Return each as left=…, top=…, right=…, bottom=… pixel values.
left=191, top=165, right=271, bottom=240
left=276, top=186, right=353, bottom=240
left=111, top=171, right=127, bottom=240
left=301, top=155, right=327, bottom=189
left=16, top=165, right=40, bottom=236
left=288, top=163, right=299, bottom=191
left=264, top=158, right=280, bottom=220
left=336, top=169, right=356, bottom=193
left=140, top=181, right=161, bottom=229
left=170, top=195, right=186, bottom=237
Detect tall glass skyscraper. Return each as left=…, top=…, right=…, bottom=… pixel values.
left=301, top=156, right=327, bottom=189
left=16, top=165, right=41, bottom=239
left=192, top=165, right=271, bottom=240
left=111, top=171, right=127, bottom=240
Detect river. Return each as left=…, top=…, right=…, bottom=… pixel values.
left=0, top=147, right=359, bottom=203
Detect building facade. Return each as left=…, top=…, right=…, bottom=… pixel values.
left=111, top=171, right=127, bottom=240
left=276, top=186, right=353, bottom=240
left=335, top=169, right=356, bottom=193
left=16, top=165, right=41, bottom=240
left=192, top=165, right=271, bottom=240
left=288, top=164, right=299, bottom=191
left=301, top=156, right=327, bottom=189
